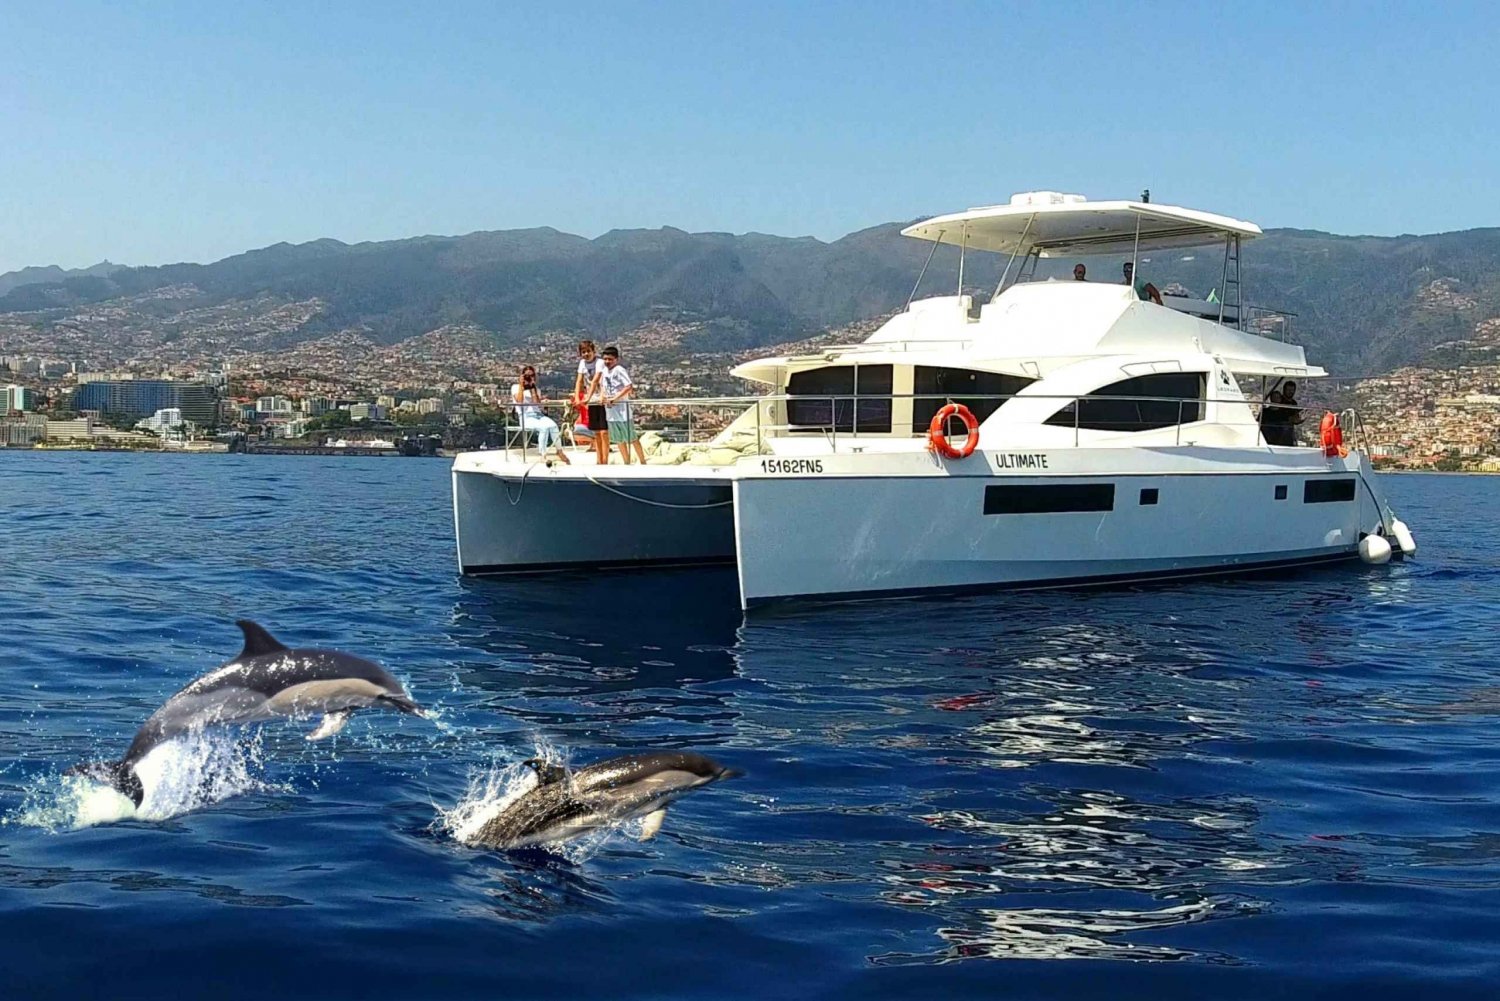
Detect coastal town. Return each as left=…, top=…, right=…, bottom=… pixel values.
left=3, top=302, right=1499, bottom=469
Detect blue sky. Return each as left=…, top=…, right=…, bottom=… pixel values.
left=3, top=1, right=1497, bottom=272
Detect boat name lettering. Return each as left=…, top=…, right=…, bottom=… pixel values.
left=993, top=453, right=1049, bottom=469
left=760, top=458, right=825, bottom=474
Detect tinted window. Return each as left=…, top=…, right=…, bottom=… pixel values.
left=912, top=367, right=1037, bottom=431
left=1044, top=373, right=1206, bottom=433
left=787, top=365, right=892, bottom=433
left=984, top=483, right=1116, bottom=514
left=1304, top=478, right=1356, bottom=503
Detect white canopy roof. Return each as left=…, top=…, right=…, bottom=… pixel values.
left=901, top=195, right=1262, bottom=257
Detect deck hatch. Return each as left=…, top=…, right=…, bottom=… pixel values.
left=985, top=483, right=1116, bottom=515
left=1303, top=479, right=1356, bottom=504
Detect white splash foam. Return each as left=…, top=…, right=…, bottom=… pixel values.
left=437, top=759, right=539, bottom=845
left=6, top=730, right=278, bottom=831
left=132, top=729, right=276, bottom=821
left=6, top=773, right=139, bottom=831
left=435, top=738, right=630, bottom=860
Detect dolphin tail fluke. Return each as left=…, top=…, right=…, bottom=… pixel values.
left=65, top=759, right=145, bottom=807
left=377, top=693, right=427, bottom=717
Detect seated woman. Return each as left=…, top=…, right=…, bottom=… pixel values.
left=511, top=365, right=570, bottom=463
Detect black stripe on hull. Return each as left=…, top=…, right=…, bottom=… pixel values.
left=462, top=554, right=736, bottom=576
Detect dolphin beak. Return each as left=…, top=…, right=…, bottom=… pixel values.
left=378, top=693, right=427, bottom=717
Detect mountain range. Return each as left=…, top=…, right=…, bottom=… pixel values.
left=4, top=219, right=1499, bottom=377
left=0, top=261, right=124, bottom=297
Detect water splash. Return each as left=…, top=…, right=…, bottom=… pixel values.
left=6, top=730, right=280, bottom=830
left=434, top=738, right=640, bottom=861
left=435, top=757, right=540, bottom=846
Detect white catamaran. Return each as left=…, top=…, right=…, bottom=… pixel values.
left=452, top=191, right=1416, bottom=608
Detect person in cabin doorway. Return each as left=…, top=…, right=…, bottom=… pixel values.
left=1122, top=262, right=1164, bottom=305
left=574, top=339, right=608, bottom=464
left=1073, top=263, right=1088, bottom=281
left=1259, top=381, right=1305, bottom=446
left=1269, top=380, right=1304, bottom=446
left=1259, top=387, right=1286, bottom=445
left=600, top=345, right=646, bottom=465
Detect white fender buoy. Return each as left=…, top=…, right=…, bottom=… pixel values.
left=1391, top=518, right=1417, bottom=556
left=1359, top=535, right=1392, bottom=565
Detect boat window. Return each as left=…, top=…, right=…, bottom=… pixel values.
left=984, top=483, right=1116, bottom=514
left=787, top=365, right=892, bottom=433
left=1044, top=373, right=1206, bottom=433
left=1303, top=479, right=1356, bottom=503
left=911, top=367, right=1037, bottom=432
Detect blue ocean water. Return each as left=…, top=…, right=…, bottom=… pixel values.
left=1, top=451, right=1497, bottom=998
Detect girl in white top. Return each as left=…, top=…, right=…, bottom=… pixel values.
left=512, top=364, right=569, bottom=463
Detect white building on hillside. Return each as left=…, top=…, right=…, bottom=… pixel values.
left=136, top=407, right=189, bottom=438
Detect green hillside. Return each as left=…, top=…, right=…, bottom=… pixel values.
left=4, top=221, right=1498, bottom=376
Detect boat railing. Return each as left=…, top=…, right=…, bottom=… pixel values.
left=1242, top=305, right=1299, bottom=343
left=776, top=338, right=977, bottom=360
left=498, top=391, right=1318, bottom=459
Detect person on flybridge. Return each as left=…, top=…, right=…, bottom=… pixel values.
left=1122, top=262, right=1164, bottom=305
left=1073, top=263, right=1088, bottom=281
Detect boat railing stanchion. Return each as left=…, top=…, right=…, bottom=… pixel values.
left=1176, top=399, right=1183, bottom=445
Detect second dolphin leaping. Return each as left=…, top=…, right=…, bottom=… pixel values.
left=468, top=751, right=741, bottom=850
left=70, top=619, right=425, bottom=805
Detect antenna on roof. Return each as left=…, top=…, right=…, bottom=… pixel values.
left=1141, top=188, right=1151, bottom=203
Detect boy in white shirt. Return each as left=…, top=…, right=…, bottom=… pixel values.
left=600, top=345, right=646, bottom=465
left=573, top=339, right=608, bottom=464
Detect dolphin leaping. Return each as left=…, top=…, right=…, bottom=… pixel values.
left=71, top=620, right=425, bottom=805
left=469, top=751, right=741, bottom=850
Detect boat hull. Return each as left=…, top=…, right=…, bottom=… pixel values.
left=453, top=465, right=736, bottom=574
left=733, top=449, right=1386, bottom=607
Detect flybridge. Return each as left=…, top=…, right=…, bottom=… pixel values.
left=900, top=191, right=1263, bottom=257
left=900, top=190, right=1268, bottom=335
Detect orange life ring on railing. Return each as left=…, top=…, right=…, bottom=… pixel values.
left=1320, top=411, right=1348, bottom=458
left=928, top=403, right=979, bottom=459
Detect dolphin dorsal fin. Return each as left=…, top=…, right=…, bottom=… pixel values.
left=236, top=620, right=288, bottom=659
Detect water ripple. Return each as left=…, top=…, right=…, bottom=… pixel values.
left=1, top=454, right=1497, bottom=997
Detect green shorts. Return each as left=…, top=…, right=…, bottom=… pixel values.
left=607, top=419, right=638, bottom=443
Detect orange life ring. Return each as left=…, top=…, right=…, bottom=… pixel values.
left=1320, top=411, right=1347, bottom=458
left=928, top=403, right=979, bottom=459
